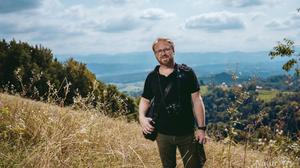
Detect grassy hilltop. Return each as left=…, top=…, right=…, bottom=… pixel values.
left=0, top=93, right=297, bottom=168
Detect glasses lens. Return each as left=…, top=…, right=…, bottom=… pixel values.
left=156, top=47, right=171, bottom=54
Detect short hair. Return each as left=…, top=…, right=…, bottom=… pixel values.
left=152, top=37, right=175, bottom=53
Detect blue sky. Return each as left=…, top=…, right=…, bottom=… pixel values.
left=0, top=0, right=299, bottom=55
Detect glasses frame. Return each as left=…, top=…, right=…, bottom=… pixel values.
left=154, top=47, right=173, bottom=55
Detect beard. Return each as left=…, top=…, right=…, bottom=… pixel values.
left=157, top=54, right=174, bottom=66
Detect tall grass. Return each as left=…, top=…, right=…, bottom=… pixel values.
left=0, top=93, right=297, bottom=167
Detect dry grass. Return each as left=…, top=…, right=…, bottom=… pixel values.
left=0, top=93, right=297, bottom=168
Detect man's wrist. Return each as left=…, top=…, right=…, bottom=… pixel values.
left=196, top=126, right=206, bottom=131
left=138, top=114, right=145, bottom=120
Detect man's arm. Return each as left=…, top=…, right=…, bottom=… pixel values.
left=192, top=91, right=206, bottom=127
left=139, top=97, right=154, bottom=134
left=191, top=91, right=207, bottom=144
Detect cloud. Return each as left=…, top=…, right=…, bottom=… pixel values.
left=0, top=17, right=40, bottom=35
left=0, top=21, right=18, bottom=34
left=0, top=0, right=42, bottom=13
left=291, top=12, right=300, bottom=21
left=184, top=11, right=244, bottom=32
left=140, top=8, right=175, bottom=20
left=96, top=15, right=141, bottom=33
left=0, top=17, right=84, bottom=41
left=217, top=0, right=282, bottom=8
left=249, top=12, right=265, bottom=21
left=31, top=28, right=83, bottom=41
left=0, top=2, right=86, bottom=41
left=97, top=0, right=139, bottom=6
left=220, top=0, right=262, bottom=7
left=0, top=1, right=142, bottom=38
left=57, top=4, right=144, bottom=33
left=265, top=20, right=282, bottom=29
left=265, top=12, right=300, bottom=30
left=62, top=5, right=87, bottom=19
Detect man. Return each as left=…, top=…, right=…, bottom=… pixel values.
left=139, top=37, right=207, bottom=168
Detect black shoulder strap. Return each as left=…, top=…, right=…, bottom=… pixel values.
left=164, top=82, right=173, bottom=99
left=177, top=63, right=192, bottom=72
left=156, top=72, right=173, bottom=109
left=155, top=64, right=185, bottom=110
left=176, top=64, right=182, bottom=105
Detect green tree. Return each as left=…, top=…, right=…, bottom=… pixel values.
left=269, top=38, right=300, bottom=76
left=0, top=39, right=137, bottom=117
left=0, top=39, right=9, bottom=84
left=64, top=58, right=96, bottom=104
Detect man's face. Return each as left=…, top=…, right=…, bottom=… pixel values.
left=153, top=41, right=174, bottom=66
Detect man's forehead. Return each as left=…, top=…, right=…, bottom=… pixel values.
left=154, top=41, right=171, bottom=48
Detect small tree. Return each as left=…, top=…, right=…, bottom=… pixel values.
left=269, top=9, right=300, bottom=77
left=269, top=38, right=300, bottom=76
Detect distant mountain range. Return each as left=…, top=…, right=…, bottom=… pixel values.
left=58, top=51, right=280, bottom=65
left=57, top=51, right=289, bottom=84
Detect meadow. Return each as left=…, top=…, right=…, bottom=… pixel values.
left=0, top=93, right=297, bottom=168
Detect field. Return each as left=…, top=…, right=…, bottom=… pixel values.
left=257, top=90, right=295, bottom=102
left=0, top=93, right=297, bottom=167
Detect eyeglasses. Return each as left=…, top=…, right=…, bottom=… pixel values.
left=154, top=47, right=172, bottom=55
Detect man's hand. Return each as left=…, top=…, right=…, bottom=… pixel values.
left=139, top=116, right=154, bottom=134
left=194, top=129, right=206, bottom=144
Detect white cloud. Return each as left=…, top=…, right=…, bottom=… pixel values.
left=0, top=15, right=84, bottom=41
left=96, top=15, right=141, bottom=33
left=249, top=12, right=265, bottom=21
left=221, top=0, right=263, bottom=8
left=265, top=20, right=282, bottom=28
left=62, top=5, right=88, bottom=19
left=0, top=1, right=145, bottom=41
left=0, top=1, right=88, bottom=41
left=140, top=8, right=175, bottom=20
left=96, top=0, right=140, bottom=6
left=216, top=0, right=282, bottom=8
left=291, top=12, right=300, bottom=21
left=265, top=12, right=300, bottom=30
left=0, top=0, right=298, bottom=54
left=184, top=11, right=244, bottom=32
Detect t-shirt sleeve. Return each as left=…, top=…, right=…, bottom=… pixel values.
left=188, top=68, right=200, bottom=94
left=141, top=74, right=154, bottom=100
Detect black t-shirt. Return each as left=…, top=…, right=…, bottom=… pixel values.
left=142, top=63, right=200, bottom=136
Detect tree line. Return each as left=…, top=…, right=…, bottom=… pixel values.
left=0, top=39, right=136, bottom=118
left=204, top=84, right=299, bottom=141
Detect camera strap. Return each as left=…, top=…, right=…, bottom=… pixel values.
left=156, top=63, right=186, bottom=111
left=164, top=82, right=173, bottom=99
left=176, top=65, right=182, bottom=106
left=156, top=72, right=173, bottom=110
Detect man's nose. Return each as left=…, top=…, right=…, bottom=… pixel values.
left=162, top=49, right=169, bottom=55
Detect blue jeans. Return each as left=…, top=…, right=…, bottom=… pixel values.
left=156, top=133, right=206, bottom=168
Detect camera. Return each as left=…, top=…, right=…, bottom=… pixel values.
left=143, top=120, right=157, bottom=141
left=143, top=103, right=158, bottom=141
left=165, top=103, right=182, bottom=116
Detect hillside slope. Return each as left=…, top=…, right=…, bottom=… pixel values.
left=0, top=93, right=296, bottom=167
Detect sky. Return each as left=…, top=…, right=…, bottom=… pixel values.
left=0, top=0, right=299, bottom=56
